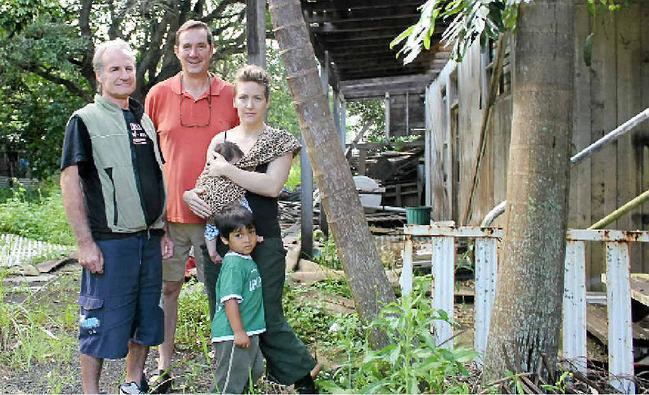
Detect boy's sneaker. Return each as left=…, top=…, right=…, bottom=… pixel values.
left=119, top=382, right=145, bottom=394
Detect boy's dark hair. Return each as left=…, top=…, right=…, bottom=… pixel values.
left=215, top=141, right=244, bottom=163
left=214, top=203, right=255, bottom=239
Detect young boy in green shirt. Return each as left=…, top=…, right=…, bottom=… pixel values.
left=211, top=204, right=265, bottom=393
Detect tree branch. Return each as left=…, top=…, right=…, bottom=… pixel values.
left=20, top=64, right=92, bottom=102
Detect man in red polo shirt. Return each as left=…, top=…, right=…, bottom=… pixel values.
left=145, top=20, right=238, bottom=391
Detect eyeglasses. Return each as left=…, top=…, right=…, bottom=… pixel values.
left=179, top=76, right=212, bottom=128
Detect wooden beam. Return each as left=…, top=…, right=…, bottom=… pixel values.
left=313, top=30, right=411, bottom=42
left=341, top=85, right=428, bottom=100
left=334, top=62, right=428, bottom=74
left=340, top=74, right=435, bottom=88
left=340, top=70, right=433, bottom=81
left=302, top=0, right=423, bottom=13
left=246, top=0, right=266, bottom=68
left=311, top=18, right=421, bottom=33
left=306, top=11, right=420, bottom=24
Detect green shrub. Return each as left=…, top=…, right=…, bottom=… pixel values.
left=318, top=288, right=476, bottom=393
left=0, top=181, right=73, bottom=245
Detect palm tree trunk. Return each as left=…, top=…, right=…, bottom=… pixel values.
left=483, top=0, right=575, bottom=382
left=268, top=0, right=396, bottom=347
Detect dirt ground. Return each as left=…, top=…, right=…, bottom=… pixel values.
left=0, top=261, right=616, bottom=394
left=0, top=264, right=220, bottom=394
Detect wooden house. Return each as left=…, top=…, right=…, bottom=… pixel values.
left=423, top=1, right=649, bottom=286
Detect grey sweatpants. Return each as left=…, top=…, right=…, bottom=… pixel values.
left=213, top=335, right=264, bottom=394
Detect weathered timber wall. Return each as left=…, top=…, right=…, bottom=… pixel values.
left=425, top=0, right=649, bottom=287
left=388, top=93, right=426, bottom=136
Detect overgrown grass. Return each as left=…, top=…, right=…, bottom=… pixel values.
left=0, top=270, right=78, bottom=373
left=175, top=279, right=212, bottom=359
left=0, top=180, right=73, bottom=245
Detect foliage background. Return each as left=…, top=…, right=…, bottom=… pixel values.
left=0, top=0, right=304, bottom=179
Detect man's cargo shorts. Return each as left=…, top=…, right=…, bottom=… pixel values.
left=78, top=232, right=164, bottom=359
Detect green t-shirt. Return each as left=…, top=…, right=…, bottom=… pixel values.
left=211, top=252, right=266, bottom=342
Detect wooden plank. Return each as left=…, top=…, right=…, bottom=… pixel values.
left=456, top=44, right=483, bottom=225
left=615, top=4, right=642, bottom=272
left=629, top=273, right=649, bottom=307
left=490, top=96, right=511, bottom=227
left=587, top=303, right=610, bottom=345
left=570, top=3, right=593, bottom=282
left=474, top=237, right=497, bottom=363
left=589, top=11, right=618, bottom=290
left=432, top=236, right=455, bottom=348
left=642, top=2, right=649, bottom=272
left=605, top=242, right=635, bottom=393
left=563, top=241, right=587, bottom=373
left=587, top=300, right=649, bottom=342
left=302, top=0, right=423, bottom=13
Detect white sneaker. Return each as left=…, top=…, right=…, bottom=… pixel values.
left=119, top=382, right=144, bottom=394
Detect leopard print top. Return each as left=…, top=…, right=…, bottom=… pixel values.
left=195, top=125, right=300, bottom=219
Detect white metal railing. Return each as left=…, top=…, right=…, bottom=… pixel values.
left=401, top=224, right=647, bottom=394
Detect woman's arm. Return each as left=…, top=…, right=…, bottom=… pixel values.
left=208, top=152, right=292, bottom=197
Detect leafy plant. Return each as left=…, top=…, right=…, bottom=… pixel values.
left=392, top=0, right=627, bottom=65
left=319, top=288, right=477, bottom=393
left=391, top=0, right=514, bottom=63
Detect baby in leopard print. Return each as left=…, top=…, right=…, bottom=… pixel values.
left=202, top=141, right=252, bottom=263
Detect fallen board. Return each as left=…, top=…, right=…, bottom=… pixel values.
left=630, top=273, right=649, bottom=307
left=586, top=304, right=649, bottom=345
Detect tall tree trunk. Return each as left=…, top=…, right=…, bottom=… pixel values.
left=268, top=0, right=396, bottom=346
left=483, top=0, right=574, bottom=382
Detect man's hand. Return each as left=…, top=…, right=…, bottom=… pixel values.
left=160, top=234, right=174, bottom=259
left=78, top=240, right=104, bottom=274
left=233, top=330, right=250, bottom=348
left=183, top=188, right=212, bottom=219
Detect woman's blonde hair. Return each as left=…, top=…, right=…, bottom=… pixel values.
left=234, top=64, right=270, bottom=100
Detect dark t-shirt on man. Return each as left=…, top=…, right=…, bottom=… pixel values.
left=60, top=100, right=164, bottom=238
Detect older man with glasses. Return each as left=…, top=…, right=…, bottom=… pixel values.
left=145, top=20, right=238, bottom=392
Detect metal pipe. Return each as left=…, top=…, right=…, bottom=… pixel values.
left=481, top=200, right=506, bottom=227
left=589, top=189, right=649, bottom=230
left=571, top=108, right=649, bottom=165
left=481, top=108, right=649, bottom=227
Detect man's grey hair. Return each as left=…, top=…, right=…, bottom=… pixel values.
left=92, top=39, right=136, bottom=74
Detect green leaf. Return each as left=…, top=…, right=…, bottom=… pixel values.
left=390, top=25, right=415, bottom=48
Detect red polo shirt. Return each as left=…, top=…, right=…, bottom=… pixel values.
left=145, top=73, right=239, bottom=224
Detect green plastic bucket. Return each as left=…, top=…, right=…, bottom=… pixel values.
left=405, top=206, right=432, bottom=225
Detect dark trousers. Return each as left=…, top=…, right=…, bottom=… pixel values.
left=208, top=237, right=316, bottom=384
